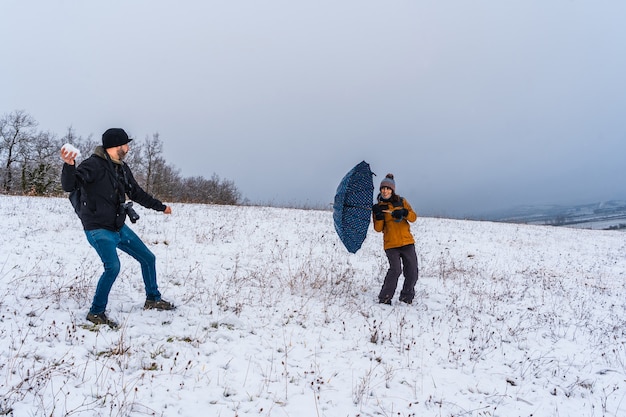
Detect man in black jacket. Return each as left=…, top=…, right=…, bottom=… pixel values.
left=61, top=128, right=175, bottom=329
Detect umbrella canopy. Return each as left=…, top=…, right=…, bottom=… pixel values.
left=333, top=161, right=375, bottom=253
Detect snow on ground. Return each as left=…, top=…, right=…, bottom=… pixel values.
left=1, top=194, right=626, bottom=417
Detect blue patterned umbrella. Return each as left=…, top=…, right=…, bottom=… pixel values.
left=333, top=161, right=375, bottom=253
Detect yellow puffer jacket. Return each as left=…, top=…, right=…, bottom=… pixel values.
left=372, top=196, right=417, bottom=250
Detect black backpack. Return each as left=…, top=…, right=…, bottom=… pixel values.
left=69, top=188, right=81, bottom=217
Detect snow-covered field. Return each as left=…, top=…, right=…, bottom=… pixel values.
left=1, top=194, right=626, bottom=417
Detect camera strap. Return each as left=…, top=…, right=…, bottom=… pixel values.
left=103, top=153, right=128, bottom=205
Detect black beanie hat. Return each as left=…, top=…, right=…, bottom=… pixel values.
left=102, top=128, right=132, bottom=149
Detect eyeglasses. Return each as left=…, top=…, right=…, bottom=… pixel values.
left=380, top=187, right=392, bottom=191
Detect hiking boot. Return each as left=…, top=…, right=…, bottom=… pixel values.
left=86, top=312, right=119, bottom=329
left=144, top=299, right=176, bottom=311
left=378, top=296, right=392, bottom=305
left=399, top=297, right=413, bottom=305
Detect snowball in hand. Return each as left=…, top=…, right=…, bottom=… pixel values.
left=61, top=143, right=81, bottom=158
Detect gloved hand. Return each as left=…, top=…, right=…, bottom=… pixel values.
left=392, top=208, right=408, bottom=219
left=372, top=204, right=385, bottom=220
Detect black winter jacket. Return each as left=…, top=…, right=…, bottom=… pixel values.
left=61, top=146, right=167, bottom=231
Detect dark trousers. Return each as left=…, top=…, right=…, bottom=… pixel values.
left=378, top=244, right=418, bottom=302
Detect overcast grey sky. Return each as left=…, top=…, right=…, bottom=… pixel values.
left=2, top=1, right=625, bottom=217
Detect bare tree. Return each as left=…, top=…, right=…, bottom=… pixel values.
left=140, top=133, right=164, bottom=194
left=0, top=110, right=38, bottom=193
left=174, top=173, right=241, bottom=205
left=20, top=130, right=63, bottom=195
left=214, top=174, right=241, bottom=205
left=151, top=162, right=181, bottom=202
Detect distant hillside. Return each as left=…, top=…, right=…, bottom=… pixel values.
left=475, top=200, right=626, bottom=230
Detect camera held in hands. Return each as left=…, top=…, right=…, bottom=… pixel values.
left=122, top=201, right=140, bottom=223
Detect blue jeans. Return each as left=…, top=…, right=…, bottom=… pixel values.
left=85, top=224, right=161, bottom=314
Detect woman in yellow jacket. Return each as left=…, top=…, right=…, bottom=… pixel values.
left=371, top=173, right=419, bottom=305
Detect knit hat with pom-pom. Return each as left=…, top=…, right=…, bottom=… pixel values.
left=380, top=174, right=396, bottom=192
